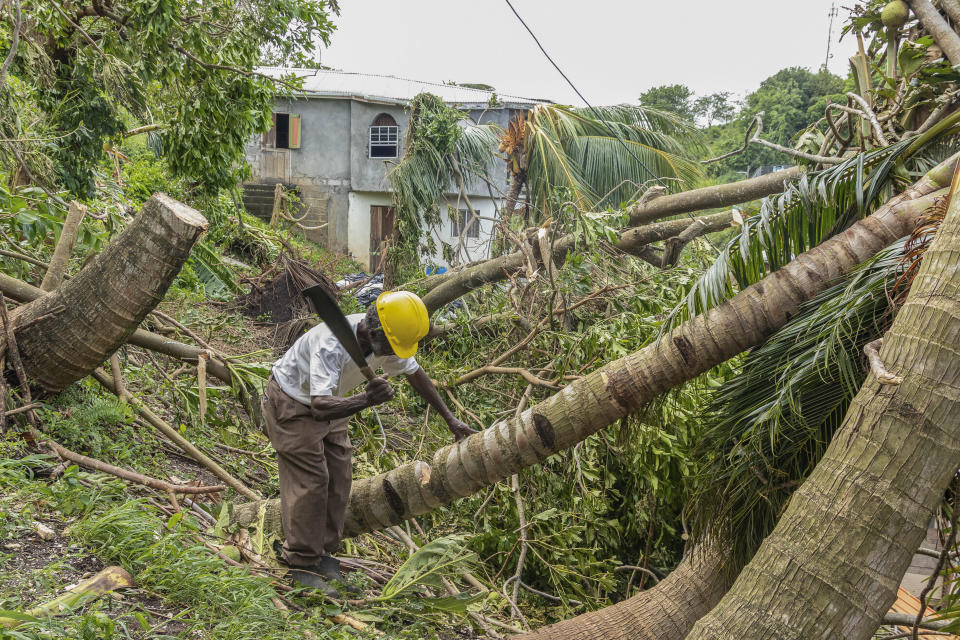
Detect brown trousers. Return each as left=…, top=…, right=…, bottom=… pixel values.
left=261, top=379, right=352, bottom=567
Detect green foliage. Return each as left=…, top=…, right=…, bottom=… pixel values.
left=522, top=104, right=704, bottom=212
left=689, top=243, right=904, bottom=564
left=703, top=67, right=847, bottom=179
left=388, top=93, right=500, bottom=279
left=64, top=501, right=362, bottom=639
left=378, top=535, right=481, bottom=612
left=664, top=139, right=922, bottom=332
left=638, top=84, right=698, bottom=121
left=639, top=84, right=736, bottom=128
left=2, top=0, right=336, bottom=195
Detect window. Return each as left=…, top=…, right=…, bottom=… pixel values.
left=450, top=209, right=479, bottom=239
left=262, top=113, right=301, bottom=149
left=369, top=113, right=399, bottom=158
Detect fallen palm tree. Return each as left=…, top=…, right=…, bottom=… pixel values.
left=6, top=194, right=207, bottom=392
left=233, top=153, right=958, bottom=545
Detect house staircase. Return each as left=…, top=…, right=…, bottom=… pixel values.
left=241, top=182, right=300, bottom=223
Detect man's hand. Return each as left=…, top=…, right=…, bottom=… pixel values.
left=447, top=418, right=478, bottom=441
left=364, top=377, right=395, bottom=406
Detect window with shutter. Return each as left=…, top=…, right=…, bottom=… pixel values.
left=263, top=113, right=301, bottom=149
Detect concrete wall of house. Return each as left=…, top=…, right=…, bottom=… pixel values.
left=246, top=95, right=526, bottom=261
left=349, top=101, right=409, bottom=193
left=347, top=191, right=495, bottom=272
left=245, top=96, right=354, bottom=251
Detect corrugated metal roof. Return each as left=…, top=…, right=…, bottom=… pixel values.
left=257, top=67, right=552, bottom=107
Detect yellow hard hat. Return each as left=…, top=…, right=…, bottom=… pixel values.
left=375, top=291, right=430, bottom=359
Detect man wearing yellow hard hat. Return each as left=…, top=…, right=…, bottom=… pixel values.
left=262, top=290, right=475, bottom=594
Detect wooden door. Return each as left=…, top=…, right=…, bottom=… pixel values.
left=369, top=206, right=395, bottom=271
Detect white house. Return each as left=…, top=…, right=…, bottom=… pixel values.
left=243, top=68, right=549, bottom=271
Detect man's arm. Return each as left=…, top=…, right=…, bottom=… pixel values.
left=311, top=377, right=394, bottom=421
left=405, top=367, right=478, bottom=441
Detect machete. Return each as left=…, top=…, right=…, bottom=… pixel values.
left=301, top=283, right=376, bottom=380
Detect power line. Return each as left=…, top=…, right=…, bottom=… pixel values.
left=502, top=0, right=722, bottom=256
left=501, top=0, right=667, bottom=189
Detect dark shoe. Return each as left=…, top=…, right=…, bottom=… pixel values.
left=318, top=555, right=362, bottom=595
left=317, top=555, right=341, bottom=580
left=287, top=565, right=337, bottom=597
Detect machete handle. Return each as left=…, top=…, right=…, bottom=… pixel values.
left=360, top=365, right=376, bottom=380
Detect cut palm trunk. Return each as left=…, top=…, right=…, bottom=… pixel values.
left=686, top=161, right=960, bottom=640
left=0, top=566, right=134, bottom=628
left=0, top=270, right=232, bottom=385
left=236, top=154, right=958, bottom=540
left=8, top=194, right=207, bottom=392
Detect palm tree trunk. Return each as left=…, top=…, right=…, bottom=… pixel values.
left=685, top=165, right=960, bottom=640
left=0, top=271, right=233, bottom=385
left=907, top=0, right=960, bottom=65
left=520, top=545, right=733, bottom=640
left=628, top=166, right=802, bottom=226
left=236, top=154, right=958, bottom=539
left=8, top=194, right=206, bottom=392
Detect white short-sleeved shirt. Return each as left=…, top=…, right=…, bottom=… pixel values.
left=271, top=313, right=420, bottom=405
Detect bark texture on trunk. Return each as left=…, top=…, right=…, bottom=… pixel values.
left=520, top=546, right=733, bottom=640
left=686, top=167, right=960, bottom=640
left=907, top=0, right=960, bottom=65
left=9, top=194, right=206, bottom=391
left=235, top=155, right=957, bottom=540
left=0, top=272, right=233, bottom=384
left=628, top=167, right=803, bottom=226
left=942, top=0, right=960, bottom=26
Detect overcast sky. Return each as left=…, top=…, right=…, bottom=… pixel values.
left=320, top=0, right=859, bottom=105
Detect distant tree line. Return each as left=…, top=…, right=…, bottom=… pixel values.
left=639, top=67, right=847, bottom=181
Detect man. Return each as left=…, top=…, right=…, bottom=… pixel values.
left=262, top=290, right=476, bottom=594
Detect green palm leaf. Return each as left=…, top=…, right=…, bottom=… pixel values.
left=689, top=242, right=905, bottom=564
left=524, top=104, right=705, bottom=214
left=662, top=140, right=923, bottom=334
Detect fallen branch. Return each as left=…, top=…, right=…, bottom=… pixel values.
left=40, top=200, right=87, bottom=291
left=46, top=437, right=226, bottom=495
left=452, top=365, right=560, bottom=390
left=700, top=116, right=844, bottom=168
left=453, top=322, right=545, bottom=386
left=92, top=368, right=260, bottom=501
left=658, top=213, right=735, bottom=267
left=628, top=165, right=803, bottom=226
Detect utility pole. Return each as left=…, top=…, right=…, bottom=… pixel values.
left=824, top=3, right=839, bottom=70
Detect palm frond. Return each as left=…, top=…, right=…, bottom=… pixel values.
left=688, top=241, right=907, bottom=565
left=662, top=140, right=918, bottom=334
left=188, top=241, right=240, bottom=300
left=523, top=104, right=705, bottom=215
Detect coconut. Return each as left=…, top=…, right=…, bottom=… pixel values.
left=881, top=0, right=909, bottom=29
